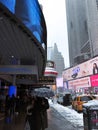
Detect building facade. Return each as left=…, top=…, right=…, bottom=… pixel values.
left=85, top=0, right=98, bottom=57
left=65, top=0, right=91, bottom=66
left=0, top=0, right=47, bottom=85
left=64, top=0, right=98, bottom=94
left=47, top=43, right=65, bottom=77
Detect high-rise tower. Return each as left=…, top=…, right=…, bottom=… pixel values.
left=47, top=43, right=65, bottom=77
left=65, top=0, right=91, bottom=66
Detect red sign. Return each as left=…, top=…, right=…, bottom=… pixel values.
left=90, top=75, right=98, bottom=87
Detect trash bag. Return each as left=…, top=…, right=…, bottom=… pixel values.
left=24, top=120, right=30, bottom=130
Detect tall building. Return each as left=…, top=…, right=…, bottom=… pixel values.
left=65, top=0, right=91, bottom=66
left=85, top=0, right=98, bottom=57
left=47, top=43, right=65, bottom=77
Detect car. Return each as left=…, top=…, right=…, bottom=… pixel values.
left=72, top=95, right=94, bottom=112
left=57, top=93, right=72, bottom=106
left=57, top=95, right=63, bottom=104
left=63, top=94, right=72, bottom=106
left=92, top=95, right=98, bottom=100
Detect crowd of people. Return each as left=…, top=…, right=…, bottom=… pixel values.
left=5, top=93, right=50, bottom=130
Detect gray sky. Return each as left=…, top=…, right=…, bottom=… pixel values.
left=38, top=0, right=70, bottom=68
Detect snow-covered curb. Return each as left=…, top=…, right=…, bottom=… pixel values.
left=49, top=100, right=83, bottom=128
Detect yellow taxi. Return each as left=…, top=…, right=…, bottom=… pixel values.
left=72, top=95, right=93, bottom=112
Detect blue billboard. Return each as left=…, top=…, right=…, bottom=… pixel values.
left=0, top=0, right=15, bottom=13
left=0, top=0, right=45, bottom=44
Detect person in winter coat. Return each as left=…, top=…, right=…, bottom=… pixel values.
left=25, top=97, right=43, bottom=130
left=41, top=97, right=49, bottom=129
left=25, top=97, right=36, bottom=130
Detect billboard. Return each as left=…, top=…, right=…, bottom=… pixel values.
left=46, top=61, right=56, bottom=68
left=90, top=74, right=98, bottom=87
left=0, top=0, right=15, bottom=13
left=68, top=77, right=91, bottom=90
left=0, top=0, right=44, bottom=44
left=56, top=77, right=63, bottom=88
left=62, top=56, right=98, bottom=81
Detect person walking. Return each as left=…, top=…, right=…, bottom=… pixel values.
left=10, top=94, right=16, bottom=118
left=5, top=95, right=10, bottom=116
left=25, top=97, right=43, bottom=130
left=41, top=97, right=49, bottom=130
left=25, top=97, right=36, bottom=130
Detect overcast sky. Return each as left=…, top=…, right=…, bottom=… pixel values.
left=38, top=0, right=70, bottom=68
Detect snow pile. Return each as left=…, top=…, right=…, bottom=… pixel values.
left=49, top=100, right=83, bottom=127
left=83, top=100, right=98, bottom=107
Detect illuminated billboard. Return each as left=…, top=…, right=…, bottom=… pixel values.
left=62, top=56, right=98, bottom=81
left=90, top=74, right=98, bottom=87
left=0, top=0, right=46, bottom=44
left=68, top=77, right=91, bottom=90
left=56, top=77, right=63, bottom=88
left=0, top=0, right=15, bottom=13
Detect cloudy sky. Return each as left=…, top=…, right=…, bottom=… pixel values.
left=38, top=0, right=70, bottom=68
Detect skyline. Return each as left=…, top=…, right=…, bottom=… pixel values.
left=38, top=0, right=70, bottom=68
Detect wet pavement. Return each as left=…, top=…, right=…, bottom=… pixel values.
left=0, top=112, right=25, bottom=130
left=0, top=107, right=84, bottom=130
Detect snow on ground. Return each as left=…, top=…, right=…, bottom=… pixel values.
left=49, top=99, right=83, bottom=128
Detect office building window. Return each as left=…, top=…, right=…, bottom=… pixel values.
left=84, top=20, right=88, bottom=33
left=70, top=21, right=73, bottom=29
left=96, top=0, right=98, bottom=10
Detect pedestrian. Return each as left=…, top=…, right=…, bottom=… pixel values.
left=41, top=97, right=49, bottom=130
left=24, top=96, right=49, bottom=130
left=5, top=94, right=10, bottom=117
left=5, top=94, right=11, bottom=123
left=24, top=97, right=41, bottom=130
left=24, top=98, right=35, bottom=130
left=10, top=94, right=16, bottom=118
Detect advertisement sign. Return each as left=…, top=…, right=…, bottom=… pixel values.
left=46, top=61, right=56, bottom=68
left=0, top=0, right=44, bottom=43
left=68, top=77, right=91, bottom=90
left=90, top=74, right=98, bottom=87
left=8, top=85, right=17, bottom=97
left=62, top=56, right=98, bottom=81
left=56, top=77, right=63, bottom=88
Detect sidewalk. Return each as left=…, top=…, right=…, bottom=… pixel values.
left=0, top=107, right=84, bottom=130
left=0, top=112, right=5, bottom=121
left=0, top=112, right=25, bottom=130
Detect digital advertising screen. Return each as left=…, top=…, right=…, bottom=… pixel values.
left=0, top=0, right=44, bottom=44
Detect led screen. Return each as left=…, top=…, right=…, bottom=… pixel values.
left=0, top=0, right=15, bottom=13
left=0, top=0, right=44, bottom=44
left=90, top=74, right=98, bottom=87
left=56, top=77, right=63, bottom=88
left=8, top=85, right=17, bottom=97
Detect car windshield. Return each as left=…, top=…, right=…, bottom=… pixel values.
left=80, top=96, right=93, bottom=101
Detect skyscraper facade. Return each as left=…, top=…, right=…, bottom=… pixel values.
left=65, top=0, right=91, bottom=66
left=85, top=0, right=98, bottom=57
left=47, top=43, right=65, bottom=77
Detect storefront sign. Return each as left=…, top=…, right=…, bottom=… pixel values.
left=0, top=65, right=38, bottom=75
